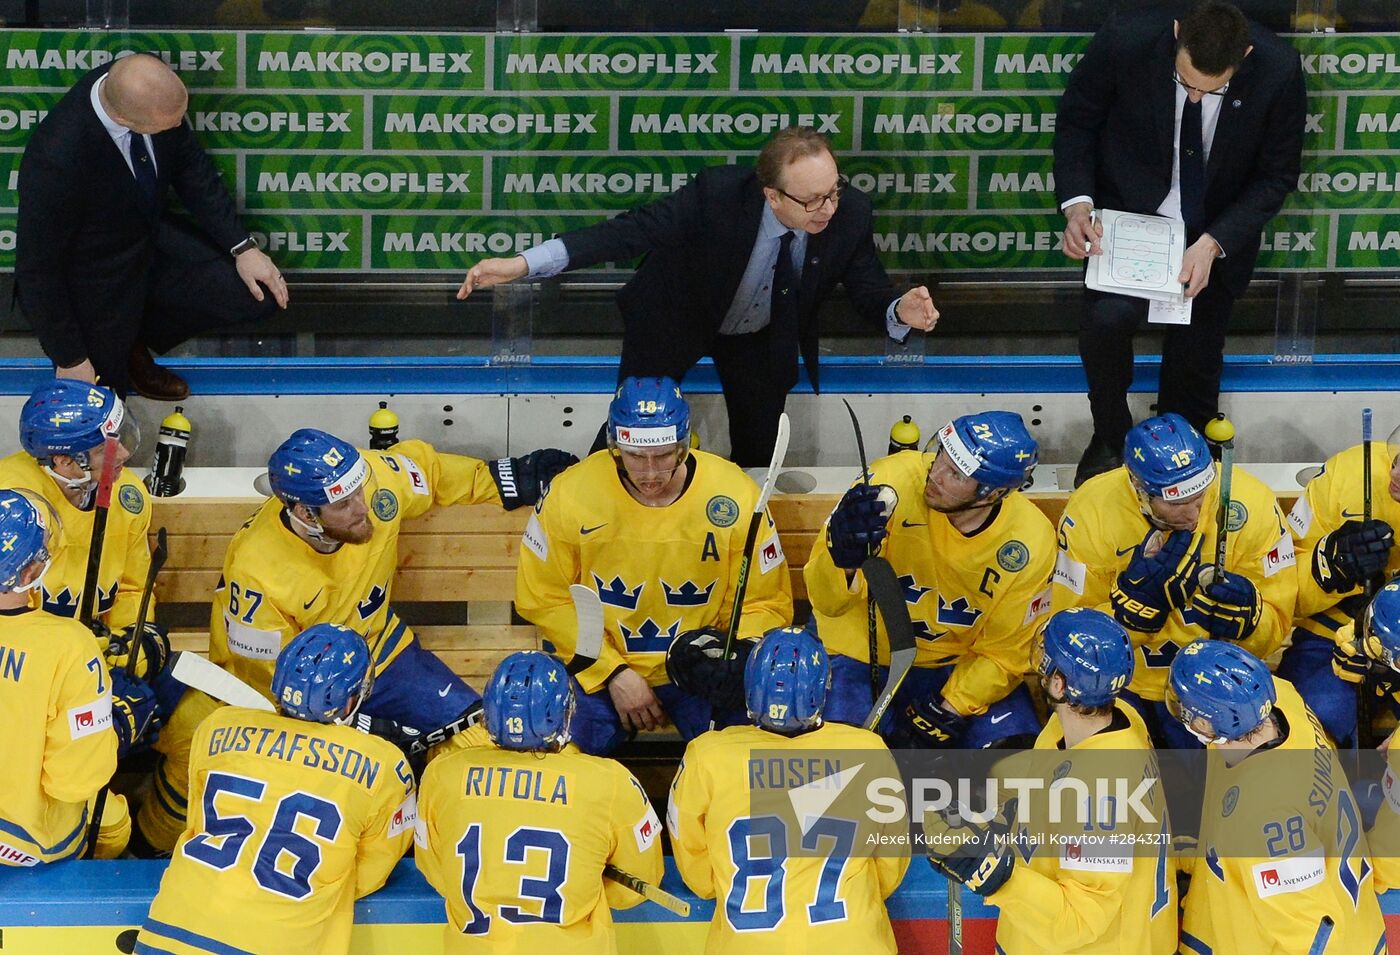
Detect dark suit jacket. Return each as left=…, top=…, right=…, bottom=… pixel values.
left=558, top=164, right=899, bottom=392
left=16, top=63, right=246, bottom=368
left=1053, top=11, right=1305, bottom=297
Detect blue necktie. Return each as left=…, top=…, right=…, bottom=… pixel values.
left=770, top=230, right=799, bottom=367
left=127, top=131, right=157, bottom=215
left=1178, top=97, right=1205, bottom=235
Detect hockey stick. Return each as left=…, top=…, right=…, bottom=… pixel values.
left=169, top=651, right=275, bottom=712
left=842, top=399, right=882, bottom=705
left=123, top=527, right=168, bottom=678
left=722, top=412, right=790, bottom=659
left=604, top=864, right=691, bottom=916
left=948, top=878, right=964, bottom=955
left=862, top=557, right=917, bottom=731
left=1358, top=408, right=1376, bottom=751
left=78, top=436, right=120, bottom=630
left=1203, top=415, right=1235, bottom=574
left=79, top=437, right=120, bottom=860
left=86, top=527, right=168, bottom=858
left=566, top=583, right=605, bottom=676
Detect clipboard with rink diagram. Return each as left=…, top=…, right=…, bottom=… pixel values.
left=1084, top=209, right=1188, bottom=304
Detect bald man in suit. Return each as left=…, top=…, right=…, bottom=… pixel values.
left=17, top=53, right=287, bottom=399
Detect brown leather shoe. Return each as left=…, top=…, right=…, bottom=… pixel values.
left=128, top=345, right=189, bottom=401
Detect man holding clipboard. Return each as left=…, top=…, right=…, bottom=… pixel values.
left=1054, top=1, right=1304, bottom=487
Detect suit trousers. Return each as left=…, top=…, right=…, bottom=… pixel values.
left=592, top=325, right=796, bottom=468
left=48, top=216, right=277, bottom=397
left=1079, top=280, right=1236, bottom=450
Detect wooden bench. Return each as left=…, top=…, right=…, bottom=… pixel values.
left=150, top=490, right=1300, bottom=682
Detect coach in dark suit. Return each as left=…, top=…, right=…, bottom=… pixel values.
left=1054, top=1, right=1304, bottom=485
left=458, top=127, right=939, bottom=466
left=17, top=53, right=286, bottom=400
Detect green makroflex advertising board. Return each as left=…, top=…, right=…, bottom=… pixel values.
left=0, top=28, right=1397, bottom=272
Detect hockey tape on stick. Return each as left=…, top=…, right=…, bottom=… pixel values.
left=862, top=556, right=917, bottom=731
left=604, top=864, right=691, bottom=916
left=724, top=412, right=790, bottom=657
left=171, top=651, right=276, bottom=712
left=567, top=583, right=605, bottom=676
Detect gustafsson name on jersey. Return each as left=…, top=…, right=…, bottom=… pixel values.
left=207, top=723, right=385, bottom=791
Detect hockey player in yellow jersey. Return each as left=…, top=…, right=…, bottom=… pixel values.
left=926, top=608, right=1177, bottom=954
left=134, top=426, right=575, bottom=854
left=416, top=650, right=664, bottom=953
left=668, top=626, right=910, bottom=953
left=516, top=378, right=792, bottom=755
left=1168, top=640, right=1386, bottom=955
left=135, top=624, right=416, bottom=955
left=1327, top=581, right=1400, bottom=892
left=1052, top=413, right=1297, bottom=747
left=0, top=488, right=158, bottom=864
left=806, top=411, right=1054, bottom=748
left=1277, top=437, right=1399, bottom=745
left=0, top=380, right=172, bottom=682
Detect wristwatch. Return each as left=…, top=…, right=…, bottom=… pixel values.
left=230, top=235, right=260, bottom=257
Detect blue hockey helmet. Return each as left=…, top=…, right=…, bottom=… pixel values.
left=1034, top=608, right=1134, bottom=707
left=1166, top=640, right=1276, bottom=743
left=1123, top=414, right=1215, bottom=501
left=745, top=626, right=830, bottom=733
left=0, top=489, right=60, bottom=593
left=932, top=411, right=1038, bottom=499
left=272, top=624, right=375, bottom=724
left=267, top=429, right=370, bottom=510
left=20, top=380, right=140, bottom=464
left=483, top=651, right=575, bottom=752
left=608, top=377, right=690, bottom=452
left=1365, top=582, right=1400, bottom=672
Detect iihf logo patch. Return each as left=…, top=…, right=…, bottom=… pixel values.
left=996, top=540, right=1030, bottom=572
left=119, top=484, right=143, bottom=514
left=706, top=495, right=739, bottom=528
left=1226, top=500, right=1248, bottom=532
left=372, top=488, right=399, bottom=521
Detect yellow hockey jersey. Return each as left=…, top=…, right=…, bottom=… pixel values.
left=805, top=451, right=1055, bottom=716
left=986, top=701, right=1177, bottom=954
left=1052, top=466, right=1298, bottom=701
left=515, top=450, right=792, bottom=694
left=138, top=705, right=416, bottom=955
left=0, top=608, right=116, bottom=865
left=1179, top=680, right=1386, bottom=955
left=210, top=440, right=499, bottom=699
left=1287, top=443, right=1400, bottom=638
left=1367, top=743, right=1400, bottom=893
left=667, top=721, right=910, bottom=954
left=415, top=741, right=664, bottom=954
left=0, top=451, right=153, bottom=638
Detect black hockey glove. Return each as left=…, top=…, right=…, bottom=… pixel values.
left=665, top=629, right=756, bottom=711
left=826, top=483, right=896, bottom=570
left=1313, top=519, right=1394, bottom=594
left=490, top=449, right=579, bottom=511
